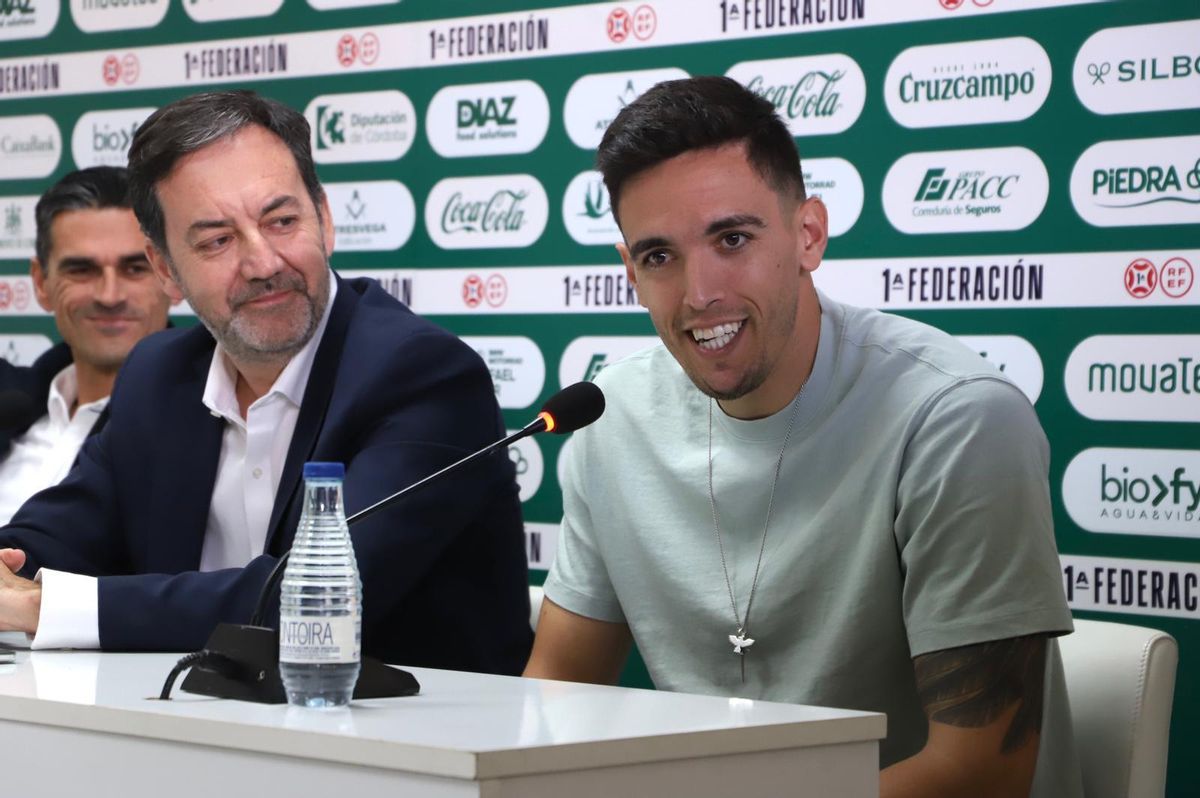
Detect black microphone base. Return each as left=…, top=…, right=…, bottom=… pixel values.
left=180, top=623, right=421, bottom=704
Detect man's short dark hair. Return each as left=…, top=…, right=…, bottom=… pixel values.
left=127, top=89, right=323, bottom=255
left=596, top=76, right=806, bottom=224
left=35, top=166, right=132, bottom=268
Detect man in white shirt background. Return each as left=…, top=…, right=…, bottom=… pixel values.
left=0, top=166, right=172, bottom=525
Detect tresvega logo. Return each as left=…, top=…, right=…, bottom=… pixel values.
left=885, top=37, right=1051, bottom=128
left=1070, top=135, right=1200, bottom=228
left=460, top=335, right=546, bottom=410
left=563, top=68, right=689, bottom=149
left=725, top=53, right=865, bottom=136
left=1064, top=335, right=1200, bottom=423
left=71, top=107, right=154, bottom=169
left=1074, top=19, right=1200, bottom=116
left=323, top=181, right=415, bottom=252
left=1063, top=448, right=1200, bottom=539
left=426, top=79, right=549, bottom=158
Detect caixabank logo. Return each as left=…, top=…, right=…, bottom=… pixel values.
left=884, top=37, right=1050, bottom=128
left=1070, top=135, right=1200, bottom=228
left=562, top=170, right=620, bottom=246
left=70, top=107, right=154, bottom=169
left=0, top=0, right=57, bottom=41
left=425, top=174, right=548, bottom=250
left=461, top=335, right=546, bottom=410
left=883, top=147, right=1048, bottom=234
left=1063, top=448, right=1200, bottom=539
left=426, top=80, right=549, bottom=158
left=1074, top=19, right=1200, bottom=116
left=184, top=0, right=283, bottom=22
left=323, top=181, right=415, bottom=252
left=725, top=53, right=865, bottom=137
left=1064, top=335, right=1200, bottom=423
left=70, top=0, right=167, bottom=33
left=564, top=68, right=689, bottom=149
left=0, top=114, right=59, bottom=179
left=304, top=91, right=415, bottom=165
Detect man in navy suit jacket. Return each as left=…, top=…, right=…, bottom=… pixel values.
left=0, top=91, right=532, bottom=675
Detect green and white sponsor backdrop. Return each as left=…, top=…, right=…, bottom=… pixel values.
left=1, top=0, right=1197, bottom=788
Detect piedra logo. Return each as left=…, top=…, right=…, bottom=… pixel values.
left=1071, top=135, right=1200, bottom=227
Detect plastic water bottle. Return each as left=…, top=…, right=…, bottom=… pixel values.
left=279, top=461, right=362, bottom=708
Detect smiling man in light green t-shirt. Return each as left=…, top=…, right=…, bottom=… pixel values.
left=524, top=76, right=1083, bottom=798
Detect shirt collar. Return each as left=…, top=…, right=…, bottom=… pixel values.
left=201, top=272, right=339, bottom=425
left=46, top=363, right=109, bottom=428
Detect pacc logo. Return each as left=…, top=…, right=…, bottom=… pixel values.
left=70, top=107, right=154, bottom=169
left=0, top=196, right=37, bottom=260
left=427, top=175, right=548, bottom=250
left=1063, top=448, right=1200, bottom=539
left=0, top=114, right=60, bottom=179
left=461, top=336, right=546, bottom=410
left=1070, top=135, right=1200, bottom=228
left=562, top=170, right=620, bottom=246
left=885, top=37, right=1051, bottom=128
left=801, top=157, right=863, bottom=237
left=1064, top=335, right=1200, bottom=423
left=563, top=67, right=689, bottom=149
left=725, top=54, right=865, bottom=136
left=883, top=147, right=1048, bottom=234
left=183, top=0, right=283, bottom=22
left=70, top=0, right=167, bottom=33
left=1075, top=19, right=1200, bottom=115
left=323, top=181, right=415, bottom=252
left=558, top=335, right=660, bottom=389
left=954, top=335, right=1044, bottom=404
left=426, top=80, right=549, bottom=158
left=304, top=91, right=415, bottom=164
left=0, top=0, right=57, bottom=41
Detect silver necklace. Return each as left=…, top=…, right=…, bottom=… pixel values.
left=707, top=386, right=805, bottom=682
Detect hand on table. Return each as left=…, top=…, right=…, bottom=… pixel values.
left=0, top=548, right=40, bottom=634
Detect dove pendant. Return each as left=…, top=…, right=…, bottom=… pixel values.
left=728, top=631, right=755, bottom=682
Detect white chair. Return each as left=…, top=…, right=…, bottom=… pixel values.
left=529, top=585, right=545, bottom=631
left=1058, top=619, right=1178, bottom=798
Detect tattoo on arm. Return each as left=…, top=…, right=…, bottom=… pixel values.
left=914, top=635, right=1047, bottom=754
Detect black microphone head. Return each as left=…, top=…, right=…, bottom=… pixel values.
left=539, top=382, right=605, bottom=434
left=0, top=390, right=36, bottom=429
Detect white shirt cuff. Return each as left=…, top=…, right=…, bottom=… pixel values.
left=30, top=569, right=101, bottom=650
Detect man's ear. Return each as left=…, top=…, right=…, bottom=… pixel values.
left=29, top=258, right=52, bottom=312
left=319, top=192, right=335, bottom=256
left=794, top=196, right=829, bottom=274
left=146, top=240, right=185, bottom=304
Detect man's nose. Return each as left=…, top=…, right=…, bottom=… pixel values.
left=681, top=253, right=726, bottom=312
left=95, top=267, right=127, bottom=307
left=238, top=230, right=282, bottom=281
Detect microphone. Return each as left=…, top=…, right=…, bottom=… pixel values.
left=0, top=391, right=36, bottom=429
left=167, top=382, right=606, bottom=703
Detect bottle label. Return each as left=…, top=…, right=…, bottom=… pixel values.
left=278, top=616, right=361, bottom=664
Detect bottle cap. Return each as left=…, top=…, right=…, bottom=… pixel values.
left=303, top=461, right=345, bottom=479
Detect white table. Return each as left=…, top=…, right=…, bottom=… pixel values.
left=0, top=649, right=885, bottom=797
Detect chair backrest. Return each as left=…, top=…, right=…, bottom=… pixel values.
left=1058, top=619, right=1178, bottom=798
left=529, top=585, right=545, bottom=631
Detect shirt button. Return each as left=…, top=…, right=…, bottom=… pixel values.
left=252, top=467, right=263, bottom=479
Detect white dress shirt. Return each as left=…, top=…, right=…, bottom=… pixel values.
left=0, top=364, right=108, bottom=526
left=31, top=278, right=337, bottom=650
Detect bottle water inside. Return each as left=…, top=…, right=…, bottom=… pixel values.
left=279, top=461, right=362, bottom=708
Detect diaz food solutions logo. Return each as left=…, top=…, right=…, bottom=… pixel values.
left=323, top=181, right=415, bottom=252
left=0, top=196, right=37, bottom=259
left=725, top=54, right=865, bottom=136
left=0, top=114, right=60, bottom=179
left=955, top=335, right=1044, bottom=404
left=882, top=147, right=1048, bottom=234
left=884, top=37, right=1051, bottom=128
left=1063, top=448, right=1200, bottom=539
left=425, top=174, right=548, bottom=250
left=1074, top=19, right=1200, bottom=116
left=0, top=0, right=57, bottom=41
left=802, top=157, right=863, bottom=237
left=562, top=170, right=620, bottom=246
left=70, top=0, right=167, bottom=33
left=70, top=107, right=154, bottom=169
left=426, top=80, right=549, bottom=158
left=563, top=68, right=689, bottom=149
left=304, top=90, right=415, bottom=164
left=461, top=336, right=546, bottom=410
left=1064, top=335, right=1200, bottom=423
left=184, top=0, right=283, bottom=22
left=1070, top=135, right=1200, bottom=228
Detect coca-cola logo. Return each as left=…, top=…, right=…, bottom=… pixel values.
left=425, top=174, right=548, bottom=250
left=746, top=70, right=844, bottom=120
left=726, top=54, right=865, bottom=136
left=441, top=190, right=528, bottom=234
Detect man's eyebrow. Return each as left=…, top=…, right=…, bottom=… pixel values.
left=705, top=214, right=766, bottom=236
left=261, top=195, right=299, bottom=216
left=55, top=256, right=98, bottom=269
left=118, top=252, right=150, bottom=265
left=628, top=236, right=672, bottom=259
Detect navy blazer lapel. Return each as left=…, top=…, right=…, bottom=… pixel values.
left=264, top=275, right=358, bottom=554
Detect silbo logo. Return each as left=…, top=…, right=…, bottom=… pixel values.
left=725, top=53, right=866, bottom=136
left=1074, top=19, right=1200, bottom=116
left=426, top=80, right=549, bottom=158
left=71, top=107, right=154, bottom=169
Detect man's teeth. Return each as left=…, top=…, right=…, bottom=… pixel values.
left=692, top=321, right=743, bottom=350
